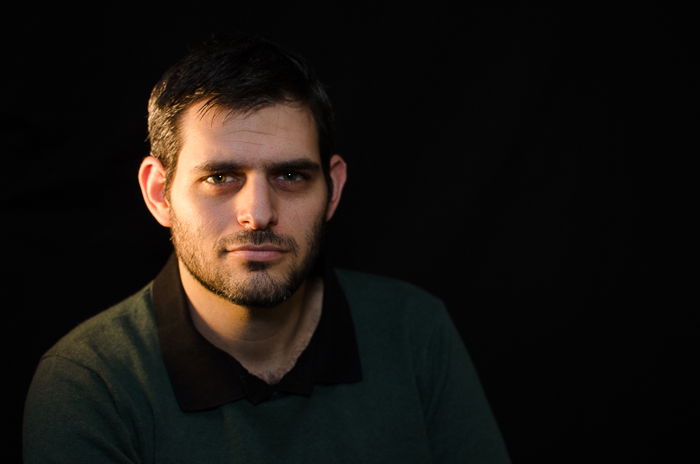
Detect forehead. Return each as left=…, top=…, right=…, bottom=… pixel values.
left=177, top=102, right=320, bottom=170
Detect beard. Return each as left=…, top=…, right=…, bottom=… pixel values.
left=170, top=213, right=325, bottom=309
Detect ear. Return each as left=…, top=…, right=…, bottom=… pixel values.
left=138, top=155, right=173, bottom=227
left=325, top=154, right=348, bottom=221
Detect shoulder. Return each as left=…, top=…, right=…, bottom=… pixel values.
left=335, top=267, right=440, bottom=298
left=43, top=283, right=159, bottom=371
left=335, top=268, right=444, bottom=306
left=25, top=284, right=165, bottom=463
left=333, top=268, right=450, bottom=331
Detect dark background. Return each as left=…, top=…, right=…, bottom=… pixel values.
left=3, top=5, right=696, bottom=463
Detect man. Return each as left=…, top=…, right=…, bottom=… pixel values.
left=24, top=34, right=511, bottom=463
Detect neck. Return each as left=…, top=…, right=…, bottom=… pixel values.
left=178, top=260, right=323, bottom=384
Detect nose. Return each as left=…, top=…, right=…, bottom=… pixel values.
left=235, top=173, right=278, bottom=230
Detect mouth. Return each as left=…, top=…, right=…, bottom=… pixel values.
left=226, top=245, right=287, bottom=262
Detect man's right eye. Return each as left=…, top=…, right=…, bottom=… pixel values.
left=205, top=174, right=235, bottom=185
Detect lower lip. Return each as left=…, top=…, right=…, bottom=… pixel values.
left=228, top=250, right=285, bottom=261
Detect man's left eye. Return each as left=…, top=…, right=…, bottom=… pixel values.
left=277, top=171, right=305, bottom=182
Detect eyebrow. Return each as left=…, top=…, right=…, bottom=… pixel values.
left=192, top=158, right=322, bottom=174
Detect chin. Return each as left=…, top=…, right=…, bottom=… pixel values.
left=243, top=260, right=274, bottom=272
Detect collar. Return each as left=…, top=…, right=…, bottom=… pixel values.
left=151, top=253, right=362, bottom=410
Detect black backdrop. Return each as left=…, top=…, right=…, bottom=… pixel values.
left=4, top=5, right=696, bottom=463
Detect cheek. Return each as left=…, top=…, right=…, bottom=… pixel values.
left=283, top=198, right=327, bottom=234
left=172, top=197, right=230, bottom=239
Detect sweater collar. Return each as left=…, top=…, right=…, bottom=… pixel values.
left=151, top=253, right=362, bottom=410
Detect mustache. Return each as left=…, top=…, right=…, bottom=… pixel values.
left=218, top=229, right=298, bottom=252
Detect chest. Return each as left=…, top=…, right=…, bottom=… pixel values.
left=152, top=383, right=432, bottom=463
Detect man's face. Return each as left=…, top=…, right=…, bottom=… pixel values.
left=166, top=103, right=330, bottom=308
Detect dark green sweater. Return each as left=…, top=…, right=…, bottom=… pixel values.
left=24, top=268, right=510, bottom=463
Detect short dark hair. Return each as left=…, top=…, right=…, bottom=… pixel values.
left=147, top=33, right=336, bottom=195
